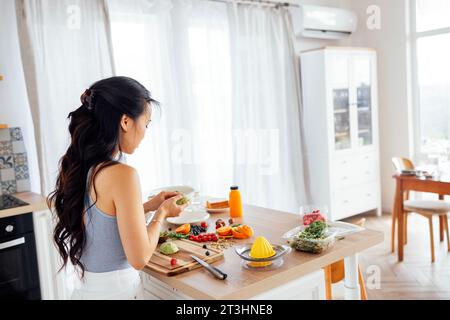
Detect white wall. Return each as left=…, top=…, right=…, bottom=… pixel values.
left=0, top=0, right=41, bottom=193
left=341, top=0, right=412, bottom=212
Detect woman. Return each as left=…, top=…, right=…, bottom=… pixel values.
left=48, top=76, right=187, bottom=300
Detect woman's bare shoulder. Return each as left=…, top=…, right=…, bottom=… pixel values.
left=104, top=163, right=137, bottom=176
left=95, top=163, right=139, bottom=190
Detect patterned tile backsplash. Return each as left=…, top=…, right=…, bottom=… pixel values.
left=0, top=127, right=30, bottom=195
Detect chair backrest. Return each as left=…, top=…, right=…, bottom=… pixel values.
left=392, top=157, right=415, bottom=172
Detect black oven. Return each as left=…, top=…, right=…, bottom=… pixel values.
left=0, top=212, right=41, bottom=299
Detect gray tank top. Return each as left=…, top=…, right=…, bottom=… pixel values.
left=80, top=169, right=131, bottom=273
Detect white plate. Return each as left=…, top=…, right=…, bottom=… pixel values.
left=205, top=207, right=230, bottom=214
left=148, top=185, right=195, bottom=199
left=282, top=221, right=365, bottom=239
left=166, top=211, right=210, bottom=225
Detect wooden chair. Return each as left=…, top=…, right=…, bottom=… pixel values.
left=324, top=218, right=367, bottom=300
left=391, top=157, right=450, bottom=262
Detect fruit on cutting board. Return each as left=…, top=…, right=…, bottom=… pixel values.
left=216, top=226, right=233, bottom=237
left=175, top=223, right=191, bottom=234
left=159, top=241, right=179, bottom=255
left=231, top=225, right=254, bottom=239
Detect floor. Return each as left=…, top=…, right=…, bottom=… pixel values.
left=341, top=212, right=450, bottom=300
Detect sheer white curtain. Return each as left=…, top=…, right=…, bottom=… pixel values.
left=16, top=0, right=115, bottom=299
left=227, top=4, right=308, bottom=212
left=108, top=0, right=307, bottom=212
left=108, top=0, right=234, bottom=198
left=16, top=0, right=115, bottom=194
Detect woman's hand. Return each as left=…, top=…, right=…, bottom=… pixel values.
left=157, top=195, right=188, bottom=218
left=143, top=191, right=179, bottom=212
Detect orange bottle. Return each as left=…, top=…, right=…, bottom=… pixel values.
left=229, top=186, right=243, bottom=218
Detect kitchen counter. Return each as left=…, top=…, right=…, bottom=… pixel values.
left=0, top=192, right=49, bottom=219
left=142, top=204, right=384, bottom=300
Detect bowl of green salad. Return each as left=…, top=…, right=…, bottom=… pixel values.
left=288, top=221, right=336, bottom=254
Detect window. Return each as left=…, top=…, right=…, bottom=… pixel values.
left=412, top=0, right=450, bottom=155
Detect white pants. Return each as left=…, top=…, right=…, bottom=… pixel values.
left=71, top=267, right=145, bottom=300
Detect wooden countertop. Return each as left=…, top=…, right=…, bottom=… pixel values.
left=143, top=204, right=384, bottom=300
left=0, top=192, right=49, bottom=219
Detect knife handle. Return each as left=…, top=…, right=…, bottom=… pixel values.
left=207, top=265, right=227, bottom=280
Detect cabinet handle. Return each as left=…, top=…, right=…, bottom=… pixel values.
left=0, top=237, right=25, bottom=250
left=365, top=171, right=371, bottom=175
left=366, top=193, right=372, bottom=197
left=343, top=200, right=350, bottom=204
left=341, top=176, right=348, bottom=180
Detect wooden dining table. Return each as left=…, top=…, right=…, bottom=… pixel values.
left=393, top=174, right=450, bottom=261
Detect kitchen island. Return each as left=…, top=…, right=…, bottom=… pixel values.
left=142, top=204, right=383, bottom=300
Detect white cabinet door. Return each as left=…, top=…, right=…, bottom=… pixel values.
left=328, top=53, right=352, bottom=152
left=351, top=54, right=375, bottom=149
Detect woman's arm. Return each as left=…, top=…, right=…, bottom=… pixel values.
left=111, top=165, right=185, bottom=270
left=143, top=191, right=179, bottom=213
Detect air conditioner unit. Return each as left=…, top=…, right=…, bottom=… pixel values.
left=291, top=5, right=357, bottom=40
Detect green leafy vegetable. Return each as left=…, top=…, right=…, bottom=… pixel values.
left=167, top=231, right=190, bottom=240
left=290, top=221, right=332, bottom=254
left=298, top=221, right=327, bottom=240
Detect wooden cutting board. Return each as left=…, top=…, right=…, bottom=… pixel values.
left=146, top=239, right=224, bottom=276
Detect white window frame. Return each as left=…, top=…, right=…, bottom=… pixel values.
left=410, top=0, right=450, bottom=157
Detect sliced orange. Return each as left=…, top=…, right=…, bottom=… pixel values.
left=232, top=225, right=254, bottom=239
left=175, top=223, right=191, bottom=235
left=216, top=226, right=233, bottom=237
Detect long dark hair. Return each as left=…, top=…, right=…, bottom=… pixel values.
left=47, top=76, right=158, bottom=276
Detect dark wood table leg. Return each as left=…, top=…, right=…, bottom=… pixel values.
left=396, top=178, right=404, bottom=262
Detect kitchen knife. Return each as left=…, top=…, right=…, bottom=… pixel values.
left=190, top=255, right=227, bottom=280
